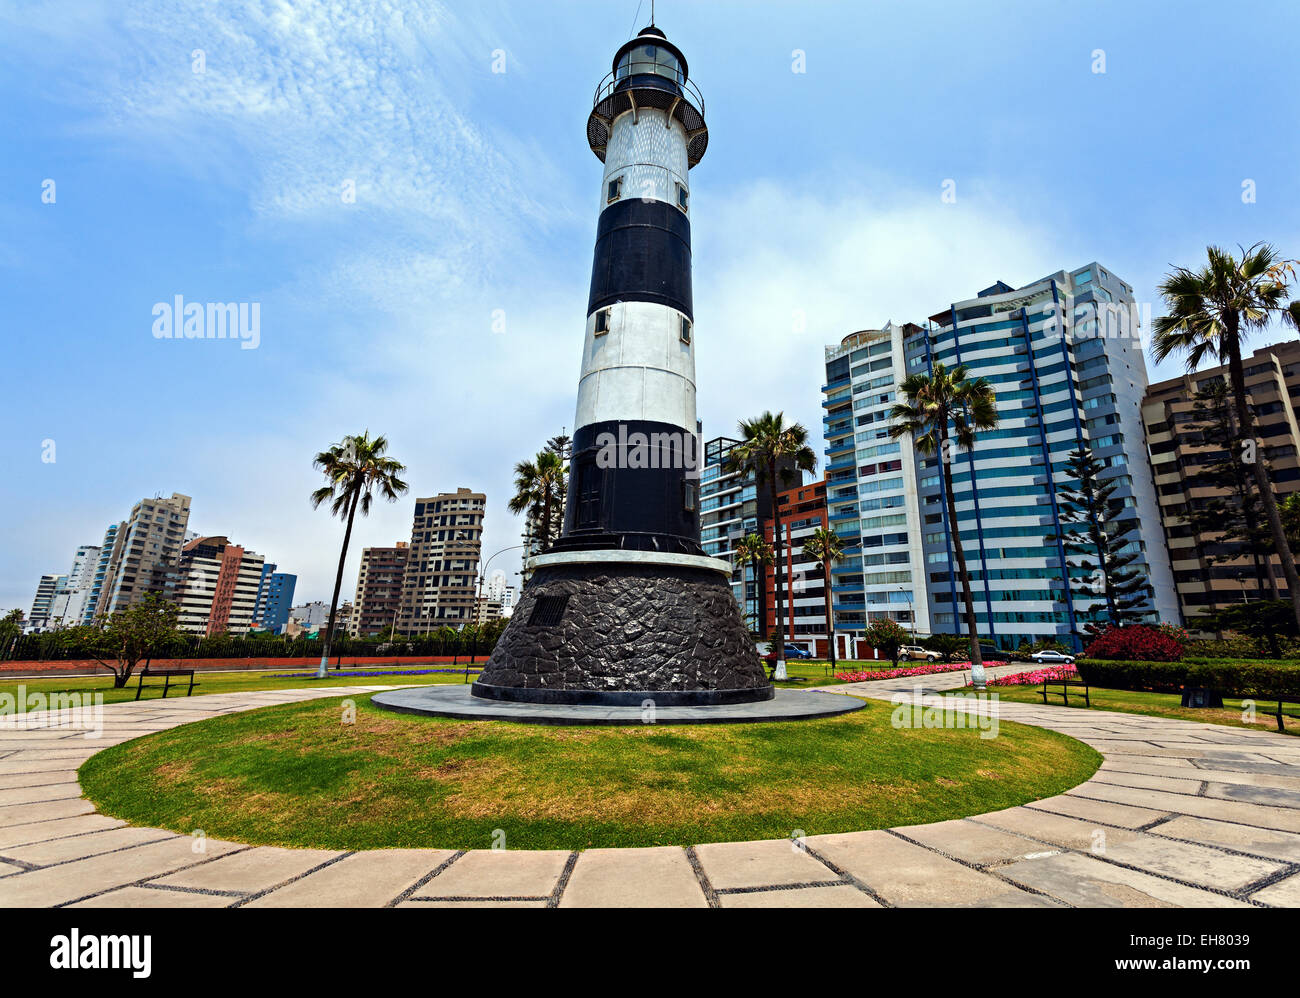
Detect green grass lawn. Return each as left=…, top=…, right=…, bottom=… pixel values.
left=79, top=692, right=1101, bottom=851
left=0, top=666, right=477, bottom=706
left=945, top=683, right=1300, bottom=736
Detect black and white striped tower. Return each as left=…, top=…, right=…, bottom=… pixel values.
left=476, top=22, right=772, bottom=706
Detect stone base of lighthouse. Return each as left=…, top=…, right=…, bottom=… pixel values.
left=473, top=551, right=773, bottom=706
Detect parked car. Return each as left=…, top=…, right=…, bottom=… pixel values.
left=764, top=644, right=813, bottom=661
left=900, top=644, right=941, bottom=662
left=1029, top=649, right=1075, bottom=664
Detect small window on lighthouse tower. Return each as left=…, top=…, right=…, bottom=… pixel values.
left=676, top=183, right=689, bottom=211
left=595, top=309, right=612, bottom=335
left=679, top=316, right=692, bottom=344
left=607, top=176, right=623, bottom=203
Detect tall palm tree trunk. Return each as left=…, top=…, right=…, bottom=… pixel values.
left=768, top=460, right=786, bottom=680
left=940, top=427, right=985, bottom=688
left=318, top=489, right=360, bottom=678
left=1225, top=328, right=1300, bottom=629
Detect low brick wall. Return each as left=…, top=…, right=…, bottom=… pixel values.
left=0, top=655, right=481, bottom=676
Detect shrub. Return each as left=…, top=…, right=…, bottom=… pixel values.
left=1076, top=659, right=1300, bottom=699
left=1083, top=625, right=1185, bottom=662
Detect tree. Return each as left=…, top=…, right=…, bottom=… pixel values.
left=1153, top=243, right=1300, bottom=631
left=0, top=609, right=23, bottom=660
left=920, top=633, right=967, bottom=662
left=890, top=362, right=999, bottom=687
left=801, top=526, right=844, bottom=670
left=733, top=533, right=774, bottom=638
left=863, top=617, right=909, bottom=668
left=1281, top=493, right=1300, bottom=554
left=310, top=432, right=409, bottom=678
left=78, top=595, right=182, bottom=688
left=509, top=449, right=567, bottom=559
left=1201, top=599, right=1297, bottom=659
left=1051, top=446, right=1152, bottom=632
left=726, top=412, right=817, bottom=680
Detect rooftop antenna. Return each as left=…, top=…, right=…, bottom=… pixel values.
left=650, top=0, right=655, bottom=25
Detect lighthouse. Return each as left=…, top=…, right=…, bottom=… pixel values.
left=475, top=22, right=773, bottom=706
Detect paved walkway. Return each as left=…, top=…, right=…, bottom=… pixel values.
left=0, top=675, right=1298, bottom=908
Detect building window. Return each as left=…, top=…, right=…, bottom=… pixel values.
left=680, top=316, right=692, bottom=344
left=676, top=183, right=689, bottom=211
left=594, top=308, right=612, bottom=335
left=607, top=176, right=623, bottom=203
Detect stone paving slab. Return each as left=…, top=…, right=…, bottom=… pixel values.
left=1, top=681, right=1298, bottom=908
left=243, top=849, right=457, bottom=908
left=718, top=884, right=882, bottom=908
left=559, top=847, right=707, bottom=908
left=998, top=851, right=1251, bottom=908
left=1027, top=794, right=1172, bottom=829
left=2, top=826, right=177, bottom=866
left=806, top=830, right=1049, bottom=907
left=1099, top=835, right=1288, bottom=892
left=148, top=846, right=344, bottom=894
left=1251, top=872, right=1300, bottom=907
left=972, top=807, right=1142, bottom=852
left=68, top=886, right=237, bottom=908
left=413, top=849, right=571, bottom=900
left=0, top=838, right=249, bottom=906
left=0, top=813, right=125, bottom=850
left=694, top=838, right=841, bottom=891
left=893, top=818, right=1061, bottom=867
left=1151, top=816, right=1300, bottom=863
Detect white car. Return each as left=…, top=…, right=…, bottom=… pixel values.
left=1030, top=649, right=1075, bottom=664
left=900, top=644, right=941, bottom=662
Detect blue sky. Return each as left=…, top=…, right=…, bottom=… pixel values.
left=2, top=0, right=1298, bottom=611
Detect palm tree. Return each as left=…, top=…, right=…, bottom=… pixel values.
left=802, top=526, right=845, bottom=671
left=890, top=363, right=999, bottom=688
left=733, top=533, right=774, bottom=637
left=727, top=412, right=817, bottom=679
left=1153, top=243, right=1300, bottom=630
left=310, top=432, right=408, bottom=678
left=508, top=449, right=567, bottom=557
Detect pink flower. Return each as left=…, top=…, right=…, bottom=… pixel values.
left=834, top=660, right=1007, bottom=683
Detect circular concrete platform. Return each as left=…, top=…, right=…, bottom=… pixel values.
left=371, top=684, right=866, bottom=726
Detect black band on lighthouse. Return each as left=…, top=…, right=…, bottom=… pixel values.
left=587, top=198, right=694, bottom=319
left=553, top=419, right=704, bottom=555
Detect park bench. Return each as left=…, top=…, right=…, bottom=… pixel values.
left=1270, top=696, right=1300, bottom=733
left=134, top=666, right=198, bottom=701
left=1040, top=675, right=1089, bottom=707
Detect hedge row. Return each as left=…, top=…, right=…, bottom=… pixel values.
left=3, top=629, right=505, bottom=663
left=1076, top=659, right=1300, bottom=699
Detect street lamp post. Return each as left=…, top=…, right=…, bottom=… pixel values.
left=899, top=585, right=914, bottom=641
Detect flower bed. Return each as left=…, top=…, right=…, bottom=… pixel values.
left=265, top=668, right=482, bottom=679
left=970, top=665, right=1078, bottom=687
left=834, top=661, right=1005, bottom=683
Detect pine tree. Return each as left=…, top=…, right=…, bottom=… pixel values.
left=1051, top=446, right=1151, bottom=631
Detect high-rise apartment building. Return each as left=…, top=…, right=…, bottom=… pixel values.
left=700, top=436, right=797, bottom=628
left=47, top=544, right=101, bottom=628
left=96, top=493, right=193, bottom=615
left=396, top=489, right=485, bottom=633
left=81, top=524, right=119, bottom=623
left=761, top=479, right=830, bottom=653
left=822, top=322, right=932, bottom=639
left=27, top=574, right=67, bottom=632
left=1142, top=339, right=1300, bottom=624
left=351, top=542, right=409, bottom=637
left=174, top=535, right=266, bottom=635
left=907, top=264, right=1177, bottom=650
left=251, top=564, right=298, bottom=634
